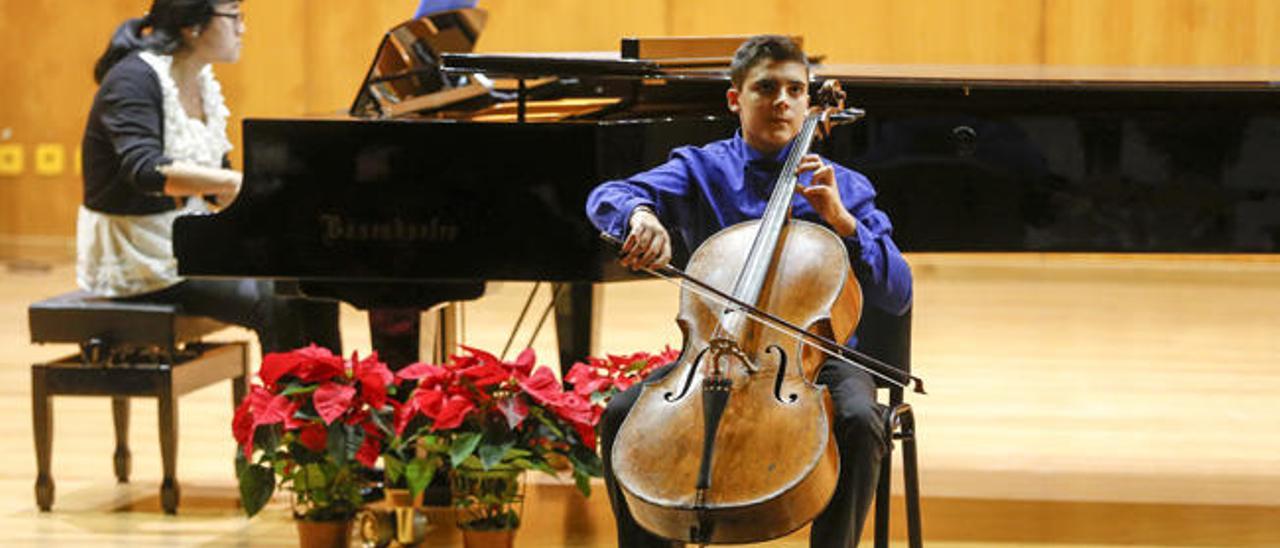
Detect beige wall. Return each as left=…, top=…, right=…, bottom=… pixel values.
left=1, top=0, right=1275, bottom=255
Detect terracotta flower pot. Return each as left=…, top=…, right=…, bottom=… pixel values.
left=462, top=527, right=517, bottom=548
left=295, top=518, right=351, bottom=548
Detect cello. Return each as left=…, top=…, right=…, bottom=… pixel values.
left=609, top=81, right=922, bottom=544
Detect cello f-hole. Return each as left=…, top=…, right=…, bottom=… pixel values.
left=767, top=345, right=798, bottom=403
left=666, top=346, right=711, bottom=402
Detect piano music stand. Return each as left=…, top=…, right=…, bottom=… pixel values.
left=350, top=8, right=490, bottom=118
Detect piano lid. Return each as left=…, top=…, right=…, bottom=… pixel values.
left=812, top=63, right=1280, bottom=91
left=349, top=8, right=491, bottom=118
left=438, top=36, right=814, bottom=81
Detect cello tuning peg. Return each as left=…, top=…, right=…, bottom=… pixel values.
left=829, top=107, right=865, bottom=122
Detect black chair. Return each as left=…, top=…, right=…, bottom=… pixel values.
left=28, top=291, right=249, bottom=514
left=854, top=304, right=923, bottom=548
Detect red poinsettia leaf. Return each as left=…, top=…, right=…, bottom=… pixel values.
left=509, top=347, right=537, bottom=378
left=354, top=357, right=393, bottom=409
left=458, top=345, right=500, bottom=366
left=573, top=419, right=597, bottom=451
left=354, top=353, right=394, bottom=384
left=259, top=352, right=303, bottom=388
left=395, top=362, right=431, bottom=380
left=396, top=363, right=451, bottom=385
left=553, top=392, right=598, bottom=426
left=298, top=423, right=328, bottom=452
left=606, top=352, right=637, bottom=370
left=251, top=391, right=293, bottom=427
left=356, top=435, right=381, bottom=467
left=564, top=362, right=593, bottom=385
left=313, top=382, right=356, bottom=425
left=497, top=395, right=529, bottom=430
left=431, top=395, right=475, bottom=431
left=518, top=366, right=564, bottom=407
left=615, top=375, right=638, bottom=392
left=344, top=409, right=369, bottom=427
left=232, top=397, right=255, bottom=447
left=659, top=345, right=681, bottom=363
left=261, top=344, right=346, bottom=387
left=392, top=399, right=418, bottom=436
left=297, top=358, right=347, bottom=384
left=565, top=363, right=612, bottom=398
left=448, top=353, right=478, bottom=371
left=412, top=386, right=446, bottom=417
left=459, top=360, right=511, bottom=388
left=587, top=376, right=614, bottom=397
left=360, top=419, right=383, bottom=440
left=282, top=400, right=307, bottom=430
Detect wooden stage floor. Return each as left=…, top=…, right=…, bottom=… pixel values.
left=2, top=253, right=1278, bottom=546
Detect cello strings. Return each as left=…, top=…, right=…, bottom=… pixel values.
left=642, top=265, right=912, bottom=391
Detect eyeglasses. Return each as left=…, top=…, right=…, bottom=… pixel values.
left=211, top=11, right=245, bottom=24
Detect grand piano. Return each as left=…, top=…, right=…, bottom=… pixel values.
left=174, top=9, right=1280, bottom=368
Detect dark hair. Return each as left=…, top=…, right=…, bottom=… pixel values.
left=729, top=35, right=808, bottom=88
left=94, top=0, right=240, bottom=83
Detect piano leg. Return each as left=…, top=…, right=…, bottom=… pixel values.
left=553, top=283, right=602, bottom=377
left=423, top=304, right=462, bottom=365
left=371, top=303, right=465, bottom=370
left=369, top=308, right=421, bottom=370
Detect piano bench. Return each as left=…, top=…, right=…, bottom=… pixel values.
left=28, top=291, right=250, bottom=515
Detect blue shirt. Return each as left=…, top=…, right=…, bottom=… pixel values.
left=586, top=132, right=912, bottom=317
left=414, top=0, right=477, bottom=18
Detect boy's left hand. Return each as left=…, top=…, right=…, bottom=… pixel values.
left=796, top=154, right=857, bottom=237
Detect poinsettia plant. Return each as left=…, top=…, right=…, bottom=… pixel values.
left=378, top=346, right=604, bottom=529
left=564, top=346, right=682, bottom=408
left=232, top=345, right=394, bottom=521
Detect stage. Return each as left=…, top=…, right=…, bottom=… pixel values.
left=3, top=253, right=1278, bottom=546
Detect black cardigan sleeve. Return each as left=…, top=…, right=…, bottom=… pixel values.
left=96, top=58, right=173, bottom=195
left=82, top=54, right=181, bottom=215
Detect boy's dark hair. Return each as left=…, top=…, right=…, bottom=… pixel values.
left=729, top=35, right=808, bottom=88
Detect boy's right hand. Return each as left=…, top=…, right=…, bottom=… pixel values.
left=622, top=207, right=671, bottom=271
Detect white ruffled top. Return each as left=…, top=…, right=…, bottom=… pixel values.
left=77, top=51, right=232, bottom=297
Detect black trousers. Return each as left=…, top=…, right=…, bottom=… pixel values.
left=118, top=279, right=342, bottom=354
left=368, top=308, right=421, bottom=370
left=600, top=359, right=886, bottom=548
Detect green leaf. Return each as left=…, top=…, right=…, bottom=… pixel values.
left=252, top=424, right=280, bottom=454
left=421, top=434, right=449, bottom=453
left=405, top=457, right=438, bottom=500
left=326, top=424, right=347, bottom=465
left=327, top=422, right=363, bottom=465
left=237, top=463, right=275, bottom=517
left=568, top=449, right=604, bottom=478
left=527, top=459, right=557, bottom=476
left=459, top=455, right=483, bottom=469
left=529, top=408, right=566, bottom=438
left=367, top=408, right=393, bottom=437
left=478, top=440, right=515, bottom=470
left=573, top=467, right=592, bottom=497
left=280, top=384, right=320, bottom=397
left=449, top=432, right=484, bottom=468
left=305, top=463, right=328, bottom=491
left=384, top=455, right=405, bottom=487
